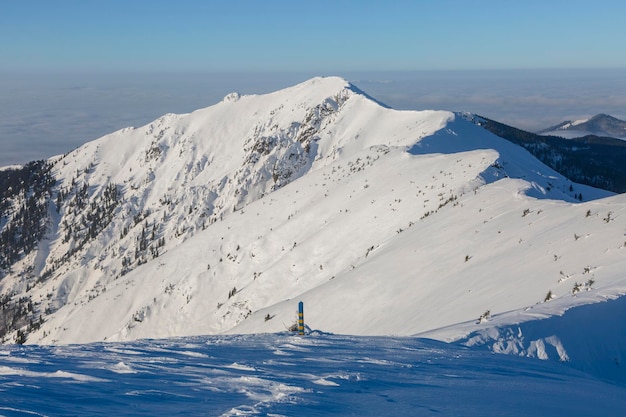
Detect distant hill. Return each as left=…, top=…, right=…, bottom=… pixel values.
left=539, top=114, right=626, bottom=139
left=469, top=114, right=626, bottom=193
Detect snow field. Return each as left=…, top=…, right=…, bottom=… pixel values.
left=2, top=333, right=625, bottom=416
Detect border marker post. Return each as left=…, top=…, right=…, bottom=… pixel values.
left=298, top=301, right=304, bottom=335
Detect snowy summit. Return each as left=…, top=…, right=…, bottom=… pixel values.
left=0, top=77, right=625, bottom=380
left=2, top=75, right=626, bottom=415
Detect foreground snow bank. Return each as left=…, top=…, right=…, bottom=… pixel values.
left=1, top=333, right=625, bottom=416
left=459, top=294, right=626, bottom=385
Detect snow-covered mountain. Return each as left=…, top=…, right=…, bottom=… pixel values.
left=539, top=113, right=626, bottom=139
left=1, top=77, right=625, bottom=373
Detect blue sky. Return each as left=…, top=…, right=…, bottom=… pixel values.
left=2, top=0, right=626, bottom=72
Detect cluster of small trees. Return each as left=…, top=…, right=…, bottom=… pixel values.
left=135, top=220, right=166, bottom=264
left=0, top=161, right=55, bottom=269
left=0, top=292, right=43, bottom=344
left=60, top=181, right=120, bottom=245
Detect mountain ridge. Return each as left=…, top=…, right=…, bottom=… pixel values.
left=472, top=114, right=626, bottom=193
left=0, top=76, right=624, bottom=371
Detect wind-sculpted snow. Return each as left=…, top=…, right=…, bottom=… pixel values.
left=1, top=333, right=625, bottom=416
left=457, top=294, right=626, bottom=385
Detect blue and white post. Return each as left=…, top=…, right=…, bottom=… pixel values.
left=298, top=301, right=305, bottom=335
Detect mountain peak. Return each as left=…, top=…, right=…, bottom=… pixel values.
left=218, top=77, right=354, bottom=108
left=301, top=75, right=351, bottom=87
left=0, top=77, right=624, bottom=352
left=270, top=76, right=389, bottom=108
left=539, top=113, right=626, bottom=139
left=571, top=113, right=623, bottom=128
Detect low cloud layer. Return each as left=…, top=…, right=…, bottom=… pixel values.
left=1, top=70, right=625, bottom=167
left=354, top=69, right=626, bottom=132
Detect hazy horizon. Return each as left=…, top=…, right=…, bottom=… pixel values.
left=1, top=68, right=626, bottom=167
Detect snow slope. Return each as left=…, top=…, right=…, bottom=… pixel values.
left=457, top=294, right=626, bottom=385
left=1, top=76, right=625, bottom=382
left=2, top=332, right=625, bottom=416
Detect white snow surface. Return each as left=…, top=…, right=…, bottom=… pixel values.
left=1, top=77, right=626, bottom=386
left=563, top=118, right=590, bottom=128
left=1, top=332, right=625, bottom=416
left=540, top=129, right=595, bottom=139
